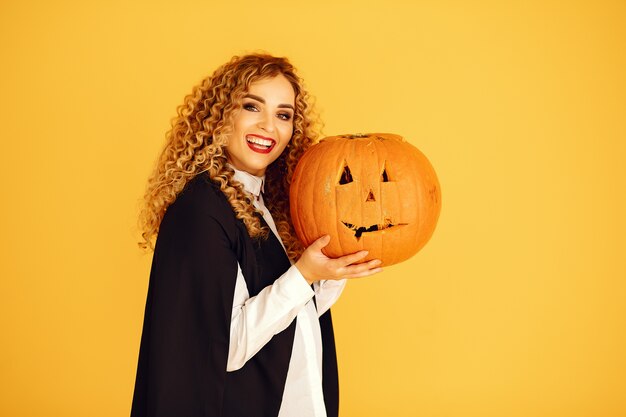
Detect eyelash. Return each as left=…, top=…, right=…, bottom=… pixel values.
left=243, top=102, right=292, bottom=121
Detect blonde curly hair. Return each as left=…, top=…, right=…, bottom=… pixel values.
left=139, top=53, right=319, bottom=260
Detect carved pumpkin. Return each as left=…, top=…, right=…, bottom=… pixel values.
left=290, top=133, right=441, bottom=266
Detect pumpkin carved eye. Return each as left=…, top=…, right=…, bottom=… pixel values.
left=381, top=161, right=391, bottom=182
left=339, top=163, right=353, bottom=185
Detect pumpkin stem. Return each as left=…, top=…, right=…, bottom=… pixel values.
left=340, top=133, right=370, bottom=139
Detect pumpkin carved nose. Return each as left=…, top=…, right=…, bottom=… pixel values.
left=366, top=190, right=376, bottom=202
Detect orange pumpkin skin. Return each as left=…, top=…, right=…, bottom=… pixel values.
left=290, top=133, right=441, bottom=266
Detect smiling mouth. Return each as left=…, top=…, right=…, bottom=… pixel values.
left=342, top=221, right=408, bottom=239
left=246, top=135, right=276, bottom=154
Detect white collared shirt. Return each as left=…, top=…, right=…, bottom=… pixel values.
left=226, top=168, right=346, bottom=417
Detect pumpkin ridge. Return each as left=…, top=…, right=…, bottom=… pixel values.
left=291, top=153, right=307, bottom=252
left=309, top=143, right=326, bottom=247
left=375, top=139, right=385, bottom=261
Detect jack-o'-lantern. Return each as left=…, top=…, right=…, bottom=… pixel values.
left=290, top=133, right=441, bottom=266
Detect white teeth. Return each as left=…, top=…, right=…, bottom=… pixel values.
left=246, top=136, right=273, bottom=147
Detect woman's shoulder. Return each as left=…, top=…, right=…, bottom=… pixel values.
left=175, top=172, right=226, bottom=206
left=163, top=173, right=238, bottom=232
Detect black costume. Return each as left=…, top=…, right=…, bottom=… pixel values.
left=131, top=173, right=339, bottom=417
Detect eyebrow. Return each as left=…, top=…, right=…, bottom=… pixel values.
left=244, top=94, right=295, bottom=110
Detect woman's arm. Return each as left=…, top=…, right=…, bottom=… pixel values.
left=227, top=234, right=380, bottom=369
left=227, top=264, right=313, bottom=371
left=295, top=235, right=383, bottom=284
left=313, top=279, right=347, bottom=317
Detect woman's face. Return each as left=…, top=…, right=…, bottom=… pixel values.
left=225, top=74, right=296, bottom=176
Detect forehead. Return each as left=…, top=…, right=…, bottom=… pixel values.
left=247, top=74, right=295, bottom=105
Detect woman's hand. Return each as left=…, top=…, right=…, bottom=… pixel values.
left=294, top=235, right=383, bottom=285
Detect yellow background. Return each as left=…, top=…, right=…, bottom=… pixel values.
left=1, top=0, right=625, bottom=416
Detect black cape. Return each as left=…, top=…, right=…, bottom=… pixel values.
left=131, top=174, right=339, bottom=417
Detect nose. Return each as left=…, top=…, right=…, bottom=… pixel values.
left=257, top=112, right=275, bottom=133
left=365, top=189, right=376, bottom=202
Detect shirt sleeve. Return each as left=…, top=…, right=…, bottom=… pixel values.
left=227, top=264, right=315, bottom=371
left=313, top=279, right=347, bottom=317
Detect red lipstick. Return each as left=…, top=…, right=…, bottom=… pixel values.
left=246, top=134, right=276, bottom=154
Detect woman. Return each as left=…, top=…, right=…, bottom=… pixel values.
left=131, top=53, right=381, bottom=417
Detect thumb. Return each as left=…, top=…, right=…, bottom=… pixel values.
left=311, top=234, right=331, bottom=250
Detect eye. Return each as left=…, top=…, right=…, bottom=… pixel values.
left=243, top=102, right=259, bottom=112
left=277, top=112, right=292, bottom=121
left=339, top=163, right=353, bottom=185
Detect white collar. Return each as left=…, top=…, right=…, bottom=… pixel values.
left=230, top=166, right=265, bottom=200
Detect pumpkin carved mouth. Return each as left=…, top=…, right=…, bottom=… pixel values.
left=342, top=221, right=408, bottom=239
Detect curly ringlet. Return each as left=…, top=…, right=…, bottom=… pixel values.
left=139, top=53, right=320, bottom=260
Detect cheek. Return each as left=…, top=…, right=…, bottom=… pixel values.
left=282, top=123, right=294, bottom=140
left=233, top=111, right=256, bottom=131
left=278, top=124, right=294, bottom=148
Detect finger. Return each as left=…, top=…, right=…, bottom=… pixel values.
left=338, top=250, right=370, bottom=266
left=343, top=267, right=383, bottom=279
left=339, top=259, right=381, bottom=276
